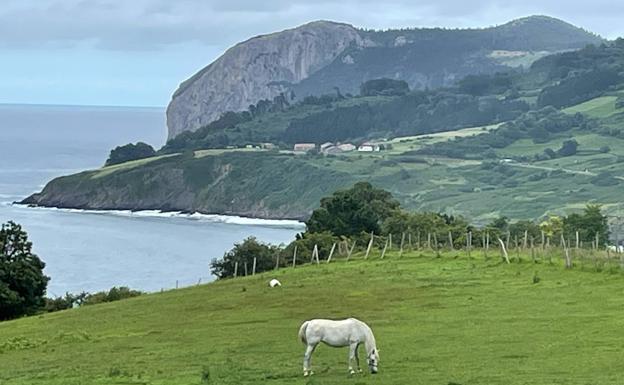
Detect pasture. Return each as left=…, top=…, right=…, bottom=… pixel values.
left=2, top=249, right=624, bottom=384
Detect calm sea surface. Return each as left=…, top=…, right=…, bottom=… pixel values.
left=0, top=104, right=302, bottom=295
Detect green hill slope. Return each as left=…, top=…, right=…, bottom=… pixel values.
left=2, top=251, right=624, bottom=384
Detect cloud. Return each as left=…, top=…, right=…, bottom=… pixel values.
left=0, top=0, right=622, bottom=51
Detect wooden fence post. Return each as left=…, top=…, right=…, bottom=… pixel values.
left=427, top=233, right=431, bottom=249
left=530, top=237, right=535, bottom=262
left=561, top=234, right=571, bottom=269
left=365, top=232, right=374, bottom=259
left=541, top=230, right=545, bottom=250
left=380, top=239, right=389, bottom=259
left=312, top=244, right=320, bottom=265
left=252, top=257, right=257, bottom=275
left=408, top=232, right=413, bottom=250
left=575, top=231, right=580, bottom=249
left=497, top=237, right=510, bottom=264
left=292, top=245, right=298, bottom=268
left=448, top=231, right=454, bottom=250
left=275, top=254, right=280, bottom=270
left=417, top=231, right=421, bottom=250
left=399, top=233, right=405, bottom=257
left=327, top=243, right=336, bottom=263
left=467, top=231, right=472, bottom=258
left=347, top=241, right=356, bottom=261
left=389, top=233, right=393, bottom=250
left=233, top=262, right=238, bottom=278
left=523, top=230, right=528, bottom=250
left=244, top=261, right=248, bottom=276
left=433, top=232, right=440, bottom=257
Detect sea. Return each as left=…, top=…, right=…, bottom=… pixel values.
left=0, top=104, right=303, bottom=296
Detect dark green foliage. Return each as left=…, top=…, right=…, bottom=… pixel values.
left=210, top=237, right=281, bottom=279
left=45, top=287, right=142, bottom=312
left=537, top=68, right=622, bottom=108
left=591, top=172, right=620, bottom=186
left=306, top=182, right=400, bottom=236
left=458, top=73, right=514, bottom=96
left=44, top=292, right=87, bottom=312
left=284, top=92, right=528, bottom=144
left=83, top=287, right=142, bottom=305
left=562, top=204, right=609, bottom=243
left=557, top=139, right=579, bottom=157
left=0, top=222, right=49, bottom=320
left=360, top=78, right=409, bottom=96
left=284, top=231, right=338, bottom=266
left=105, top=142, right=156, bottom=166
left=418, top=108, right=591, bottom=159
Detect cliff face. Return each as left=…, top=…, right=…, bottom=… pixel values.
left=166, top=21, right=363, bottom=139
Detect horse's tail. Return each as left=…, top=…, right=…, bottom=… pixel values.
left=298, top=321, right=309, bottom=344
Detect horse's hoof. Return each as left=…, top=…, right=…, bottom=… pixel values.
left=349, top=369, right=356, bottom=375
left=303, top=372, right=309, bottom=377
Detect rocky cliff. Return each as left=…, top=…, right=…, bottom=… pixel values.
left=166, top=21, right=363, bottom=139
left=166, top=16, right=602, bottom=140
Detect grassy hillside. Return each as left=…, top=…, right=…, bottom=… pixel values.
left=2, top=249, right=624, bottom=384
left=24, top=106, right=624, bottom=222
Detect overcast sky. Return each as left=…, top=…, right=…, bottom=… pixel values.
left=1, top=0, right=623, bottom=107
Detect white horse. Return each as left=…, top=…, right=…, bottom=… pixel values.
left=298, top=318, right=379, bottom=376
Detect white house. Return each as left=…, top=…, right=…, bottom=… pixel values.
left=337, top=143, right=356, bottom=152
left=358, top=142, right=381, bottom=152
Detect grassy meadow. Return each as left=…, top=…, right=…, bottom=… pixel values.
left=2, top=248, right=624, bottom=384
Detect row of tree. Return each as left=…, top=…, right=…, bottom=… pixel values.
left=210, top=182, right=611, bottom=278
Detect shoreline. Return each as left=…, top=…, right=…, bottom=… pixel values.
left=10, top=203, right=307, bottom=229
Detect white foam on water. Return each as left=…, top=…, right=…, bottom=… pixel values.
left=11, top=204, right=306, bottom=229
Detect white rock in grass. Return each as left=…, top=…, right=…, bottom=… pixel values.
left=269, top=279, right=282, bottom=287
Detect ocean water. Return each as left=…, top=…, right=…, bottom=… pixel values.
left=0, top=104, right=302, bottom=296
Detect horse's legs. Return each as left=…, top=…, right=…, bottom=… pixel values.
left=303, top=343, right=317, bottom=376
left=348, top=343, right=359, bottom=374
left=354, top=343, right=362, bottom=373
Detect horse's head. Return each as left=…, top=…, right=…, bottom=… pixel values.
left=368, top=348, right=380, bottom=374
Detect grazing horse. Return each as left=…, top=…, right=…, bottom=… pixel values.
left=298, top=318, right=379, bottom=376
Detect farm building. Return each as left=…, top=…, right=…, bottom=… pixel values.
left=293, top=143, right=316, bottom=152
left=357, top=142, right=381, bottom=152
left=337, top=143, right=356, bottom=152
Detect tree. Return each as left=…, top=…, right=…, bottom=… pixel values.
left=557, top=139, right=578, bottom=157
left=0, top=221, right=49, bottom=320
left=563, top=204, right=609, bottom=243
left=210, top=237, right=280, bottom=279
left=360, top=78, right=409, bottom=97
left=306, top=182, right=400, bottom=236
left=105, top=142, right=156, bottom=166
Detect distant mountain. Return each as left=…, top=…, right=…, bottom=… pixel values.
left=166, top=15, right=602, bottom=139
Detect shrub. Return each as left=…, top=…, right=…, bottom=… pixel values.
left=557, top=139, right=578, bottom=157
left=210, top=237, right=281, bottom=278
left=591, top=172, right=620, bottom=186
left=105, top=142, right=156, bottom=166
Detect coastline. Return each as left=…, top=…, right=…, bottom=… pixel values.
left=11, top=202, right=307, bottom=229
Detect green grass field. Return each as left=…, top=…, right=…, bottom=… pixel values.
left=2, top=249, right=624, bottom=385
